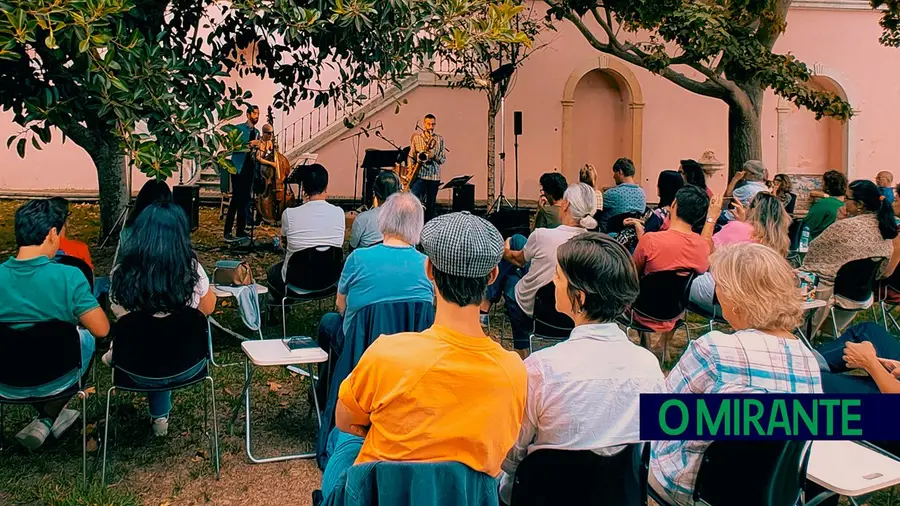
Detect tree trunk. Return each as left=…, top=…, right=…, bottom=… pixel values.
left=727, top=86, right=764, bottom=179
left=487, top=96, right=498, bottom=208
left=89, top=136, right=129, bottom=240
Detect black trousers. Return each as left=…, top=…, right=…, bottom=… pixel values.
left=411, top=178, right=440, bottom=222
left=224, top=165, right=253, bottom=237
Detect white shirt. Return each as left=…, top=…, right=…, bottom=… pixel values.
left=515, top=225, right=585, bottom=315
left=281, top=200, right=346, bottom=280
left=499, top=323, right=665, bottom=504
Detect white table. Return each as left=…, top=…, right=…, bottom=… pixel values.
left=797, top=299, right=828, bottom=348
left=239, top=339, right=328, bottom=463
left=210, top=284, right=268, bottom=341
left=806, top=440, right=900, bottom=503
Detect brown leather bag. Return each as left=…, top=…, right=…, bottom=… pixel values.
left=213, top=260, right=254, bottom=286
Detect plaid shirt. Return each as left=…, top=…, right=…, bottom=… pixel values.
left=409, top=132, right=446, bottom=181
left=650, top=330, right=822, bottom=506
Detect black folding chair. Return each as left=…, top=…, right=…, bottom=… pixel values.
left=510, top=444, right=645, bottom=506
left=101, top=308, right=219, bottom=483
left=529, top=283, right=574, bottom=353
left=55, top=254, right=94, bottom=291
left=0, top=321, right=92, bottom=482
left=646, top=440, right=812, bottom=506
left=603, top=210, right=645, bottom=235
left=272, top=246, right=344, bottom=339
left=617, top=269, right=695, bottom=356
left=830, top=257, right=885, bottom=338
left=877, top=270, right=900, bottom=333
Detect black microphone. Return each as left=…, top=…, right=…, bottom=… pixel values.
left=360, top=126, right=370, bottom=138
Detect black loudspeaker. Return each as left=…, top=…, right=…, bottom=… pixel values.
left=173, top=184, right=200, bottom=231
left=487, top=209, right=531, bottom=239
left=514, top=111, right=523, bottom=136
left=452, top=184, right=475, bottom=212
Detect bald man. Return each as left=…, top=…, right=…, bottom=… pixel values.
left=877, top=171, right=895, bottom=204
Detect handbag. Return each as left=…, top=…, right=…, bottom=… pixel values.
left=213, top=260, right=254, bottom=286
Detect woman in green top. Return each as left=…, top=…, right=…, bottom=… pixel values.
left=805, top=170, right=847, bottom=240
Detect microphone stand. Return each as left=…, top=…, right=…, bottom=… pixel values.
left=340, top=128, right=368, bottom=207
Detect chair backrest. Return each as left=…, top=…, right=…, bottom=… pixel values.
left=0, top=320, right=82, bottom=388
left=286, top=246, right=344, bottom=291
left=693, top=440, right=811, bottom=506
left=511, top=445, right=645, bottom=506
left=632, top=269, right=696, bottom=322
left=55, top=254, right=94, bottom=291
left=112, top=307, right=209, bottom=379
left=604, top=211, right=644, bottom=234
left=834, top=257, right=884, bottom=302
left=317, top=300, right=435, bottom=469
left=532, top=283, right=574, bottom=339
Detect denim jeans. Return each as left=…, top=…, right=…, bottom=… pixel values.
left=118, top=361, right=207, bottom=419
left=316, top=312, right=344, bottom=401
left=485, top=234, right=533, bottom=350
left=816, top=322, right=900, bottom=395
left=321, top=428, right=365, bottom=501
left=0, top=328, right=95, bottom=400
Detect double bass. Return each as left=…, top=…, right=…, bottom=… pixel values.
left=255, top=106, right=296, bottom=224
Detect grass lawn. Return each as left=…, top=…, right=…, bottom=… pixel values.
left=0, top=200, right=897, bottom=505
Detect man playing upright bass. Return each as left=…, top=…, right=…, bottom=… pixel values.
left=407, top=113, right=446, bottom=222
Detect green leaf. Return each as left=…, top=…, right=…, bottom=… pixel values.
left=16, top=138, right=25, bottom=158
left=6, top=135, right=15, bottom=149
left=31, top=136, right=42, bottom=150
left=44, top=32, right=56, bottom=49
left=78, top=39, right=90, bottom=53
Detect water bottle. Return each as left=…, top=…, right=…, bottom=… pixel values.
left=798, top=225, right=810, bottom=253
left=273, top=236, right=281, bottom=252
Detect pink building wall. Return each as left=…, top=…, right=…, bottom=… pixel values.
left=1, top=3, right=898, bottom=203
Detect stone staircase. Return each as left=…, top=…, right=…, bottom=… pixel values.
left=198, top=166, right=224, bottom=203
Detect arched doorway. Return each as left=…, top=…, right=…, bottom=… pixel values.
left=561, top=56, right=644, bottom=186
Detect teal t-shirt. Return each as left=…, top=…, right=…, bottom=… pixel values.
left=0, top=256, right=99, bottom=324
left=337, top=244, right=435, bottom=335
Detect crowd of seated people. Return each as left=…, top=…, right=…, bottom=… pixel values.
left=679, top=159, right=710, bottom=199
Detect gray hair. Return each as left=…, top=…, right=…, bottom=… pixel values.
left=564, top=183, right=599, bottom=229
left=743, top=160, right=767, bottom=181
left=377, top=192, right=424, bottom=245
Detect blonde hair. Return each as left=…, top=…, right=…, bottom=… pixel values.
left=710, top=243, right=803, bottom=331
left=579, top=164, right=598, bottom=189
left=747, top=192, right=791, bottom=256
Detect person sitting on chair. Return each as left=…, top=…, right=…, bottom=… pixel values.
left=649, top=243, right=822, bottom=506
left=481, top=183, right=598, bottom=359
left=579, top=163, right=603, bottom=213
left=805, top=170, right=847, bottom=241
left=0, top=200, right=110, bottom=450
left=533, top=172, right=568, bottom=231
left=349, top=171, right=400, bottom=250
left=320, top=211, right=526, bottom=500
left=317, top=192, right=435, bottom=379
left=48, top=197, right=93, bottom=270
left=877, top=171, right=895, bottom=204
left=109, top=202, right=217, bottom=437
left=624, top=185, right=710, bottom=362
left=498, top=233, right=664, bottom=504
left=643, top=170, right=684, bottom=234
left=598, top=158, right=646, bottom=232
left=116, top=180, right=172, bottom=260
left=268, top=163, right=345, bottom=299
left=723, top=160, right=768, bottom=220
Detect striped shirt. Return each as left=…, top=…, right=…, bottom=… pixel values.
left=650, top=329, right=822, bottom=506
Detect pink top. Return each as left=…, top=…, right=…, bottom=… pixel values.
left=712, top=220, right=754, bottom=249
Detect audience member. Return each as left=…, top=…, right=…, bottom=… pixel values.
left=772, top=173, right=796, bottom=214
left=349, top=171, right=401, bottom=250
left=625, top=185, right=710, bottom=360
left=579, top=163, right=603, bottom=212
left=643, top=170, right=684, bottom=233
left=690, top=192, right=792, bottom=313
left=679, top=159, right=711, bottom=198
left=318, top=192, right=434, bottom=362
left=0, top=200, right=110, bottom=450
left=722, top=160, right=768, bottom=221
left=498, top=233, right=664, bottom=504
left=109, top=202, right=216, bottom=436
left=482, top=183, right=597, bottom=358
left=805, top=170, right=847, bottom=240
left=877, top=170, right=895, bottom=204
left=599, top=158, right=646, bottom=231
left=320, top=212, right=526, bottom=500
left=534, top=172, right=568, bottom=230
left=120, top=179, right=172, bottom=249
left=649, top=243, right=822, bottom=506
left=48, top=197, right=93, bottom=270
left=803, top=179, right=896, bottom=334
left=268, top=164, right=345, bottom=299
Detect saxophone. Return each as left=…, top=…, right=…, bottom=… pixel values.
left=402, top=130, right=438, bottom=191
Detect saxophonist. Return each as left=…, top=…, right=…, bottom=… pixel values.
left=408, top=113, right=446, bottom=222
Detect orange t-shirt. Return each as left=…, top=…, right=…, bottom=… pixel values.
left=338, top=324, right=527, bottom=476
left=58, top=237, right=94, bottom=270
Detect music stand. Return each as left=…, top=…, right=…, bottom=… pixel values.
left=361, top=148, right=408, bottom=208
left=441, top=175, right=474, bottom=191
left=443, top=175, right=474, bottom=213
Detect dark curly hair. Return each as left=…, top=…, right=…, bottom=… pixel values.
left=111, top=202, right=200, bottom=314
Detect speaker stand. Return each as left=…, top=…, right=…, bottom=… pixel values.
left=489, top=95, right=512, bottom=213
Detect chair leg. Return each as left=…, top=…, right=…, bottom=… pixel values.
left=883, top=301, right=891, bottom=332
left=79, top=391, right=87, bottom=483
left=282, top=297, right=288, bottom=339
left=101, top=386, right=116, bottom=485
left=205, top=376, right=220, bottom=480
left=889, top=309, right=900, bottom=335
left=831, top=307, right=839, bottom=339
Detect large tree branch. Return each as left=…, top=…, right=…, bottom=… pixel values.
left=756, top=0, right=792, bottom=49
